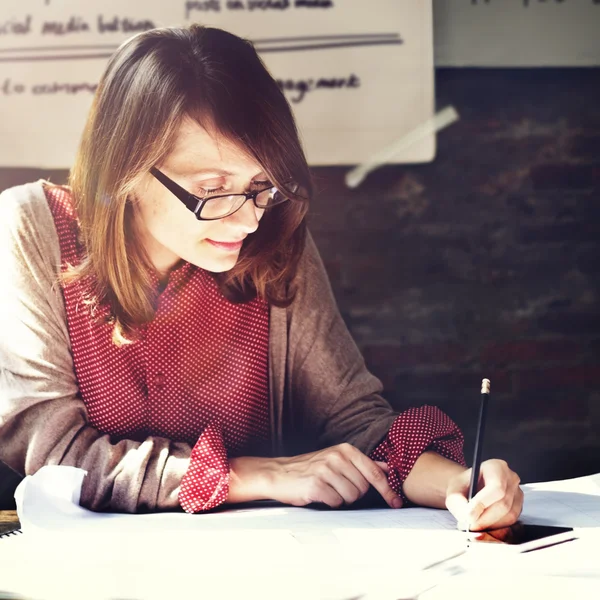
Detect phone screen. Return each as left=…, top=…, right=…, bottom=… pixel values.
left=469, top=523, right=576, bottom=552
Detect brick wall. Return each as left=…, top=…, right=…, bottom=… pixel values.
left=309, top=68, right=600, bottom=483
left=1, top=68, right=598, bottom=484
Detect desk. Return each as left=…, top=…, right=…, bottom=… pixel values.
left=0, top=510, right=19, bottom=536
left=1, top=469, right=599, bottom=600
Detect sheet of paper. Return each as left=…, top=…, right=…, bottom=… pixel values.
left=433, top=0, right=600, bottom=67
left=454, top=474, right=600, bottom=585
left=422, top=573, right=600, bottom=600
left=17, top=466, right=600, bottom=536
left=0, top=0, right=434, bottom=167
left=2, top=465, right=467, bottom=600
left=15, top=465, right=461, bottom=536
left=4, top=467, right=600, bottom=600
left=520, top=473, right=600, bottom=529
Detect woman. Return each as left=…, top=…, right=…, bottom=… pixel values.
left=0, top=25, right=522, bottom=528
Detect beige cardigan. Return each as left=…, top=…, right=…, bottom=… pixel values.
left=0, top=181, right=398, bottom=513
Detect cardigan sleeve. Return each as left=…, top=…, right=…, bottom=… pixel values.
left=283, top=234, right=397, bottom=454
left=283, top=234, right=465, bottom=480
left=0, top=182, right=224, bottom=513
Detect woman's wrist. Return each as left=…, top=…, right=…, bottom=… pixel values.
left=402, top=451, right=468, bottom=509
left=225, top=456, right=281, bottom=504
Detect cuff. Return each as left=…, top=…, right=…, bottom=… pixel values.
left=179, top=422, right=230, bottom=513
left=370, top=405, right=466, bottom=504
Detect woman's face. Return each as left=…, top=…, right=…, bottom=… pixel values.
left=132, top=118, right=268, bottom=278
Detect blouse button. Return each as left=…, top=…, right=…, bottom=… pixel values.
left=154, top=372, right=166, bottom=388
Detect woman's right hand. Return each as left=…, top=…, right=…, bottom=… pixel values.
left=228, top=444, right=403, bottom=509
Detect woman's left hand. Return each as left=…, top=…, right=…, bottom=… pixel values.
left=445, top=459, right=523, bottom=531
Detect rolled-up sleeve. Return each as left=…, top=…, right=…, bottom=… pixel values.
left=178, top=422, right=229, bottom=513
left=370, top=406, right=466, bottom=502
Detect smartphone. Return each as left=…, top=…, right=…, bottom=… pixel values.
left=468, top=523, right=577, bottom=553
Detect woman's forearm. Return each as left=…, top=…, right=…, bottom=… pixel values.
left=226, top=446, right=401, bottom=508
left=402, top=451, right=468, bottom=508
left=226, top=456, right=278, bottom=504
left=226, top=450, right=468, bottom=509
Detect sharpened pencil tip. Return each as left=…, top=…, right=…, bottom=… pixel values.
left=481, top=378, right=490, bottom=394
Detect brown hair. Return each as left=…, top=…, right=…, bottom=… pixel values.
left=66, top=24, right=311, bottom=345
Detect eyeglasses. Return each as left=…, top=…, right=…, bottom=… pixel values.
left=150, top=167, right=294, bottom=221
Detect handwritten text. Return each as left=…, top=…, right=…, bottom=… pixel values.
left=277, top=73, right=360, bottom=103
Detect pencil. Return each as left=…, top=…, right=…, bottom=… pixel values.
left=468, top=378, right=490, bottom=503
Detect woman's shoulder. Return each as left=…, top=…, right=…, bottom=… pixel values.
left=293, top=231, right=334, bottom=301
left=0, top=180, right=68, bottom=258
left=1, top=178, right=49, bottom=205
left=0, top=179, right=68, bottom=234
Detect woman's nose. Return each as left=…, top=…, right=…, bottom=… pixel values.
left=225, top=196, right=263, bottom=233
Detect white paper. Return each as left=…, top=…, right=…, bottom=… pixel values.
left=15, top=467, right=463, bottom=537
left=456, top=474, right=600, bottom=585
left=2, top=465, right=467, bottom=600
left=520, top=473, right=600, bottom=529
left=3, top=467, right=600, bottom=600
left=422, top=573, right=600, bottom=600
left=0, top=0, right=434, bottom=167
left=434, top=0, right=600, bottom=67
left=16, top=466, right=600, bottom=537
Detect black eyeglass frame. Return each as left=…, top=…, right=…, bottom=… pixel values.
left=150, top=166, right=290, bottom=221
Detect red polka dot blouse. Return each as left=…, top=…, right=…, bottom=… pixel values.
left=45, top=185, right=465, bottom=514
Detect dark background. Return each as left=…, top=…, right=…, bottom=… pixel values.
left=308, top=68, right=600, bottom=484
left=1, top=68, right=599, bottom=507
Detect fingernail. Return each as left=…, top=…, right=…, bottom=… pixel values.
left=467, top=503, right=483, bottom=521
left=392, top=497, right=402, bottom=509
left=469, top=509, right=482, bottom=522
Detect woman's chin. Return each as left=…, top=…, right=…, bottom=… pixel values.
left=192, top=254, right=239, bottom=273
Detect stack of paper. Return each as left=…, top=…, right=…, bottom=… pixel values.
left=1, top=467, right=599, bottom=600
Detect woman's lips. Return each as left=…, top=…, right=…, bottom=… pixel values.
left=206, top=239, right=244, bottom=252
